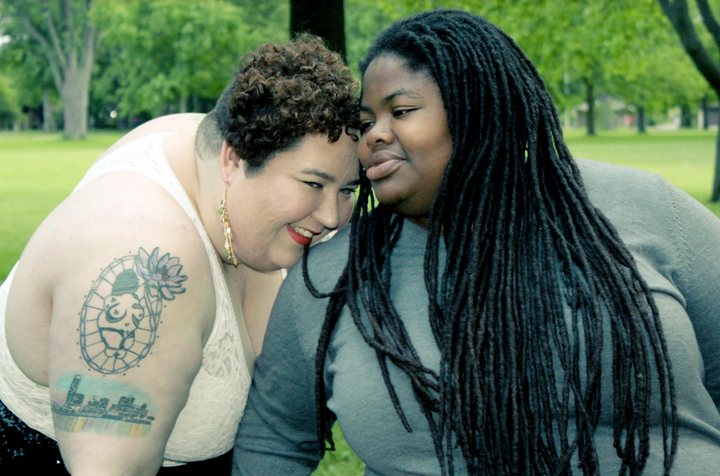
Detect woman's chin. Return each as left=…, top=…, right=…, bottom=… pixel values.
left=370, top=186, right=405, bottom=209
left=270, top=250, right=305, bottom=272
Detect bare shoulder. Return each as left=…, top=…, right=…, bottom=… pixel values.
left=6, top=170, right=215, bottom=379
left=32, top=171, right=210, bottom=295
left=96, top=114, right=205, bottom=163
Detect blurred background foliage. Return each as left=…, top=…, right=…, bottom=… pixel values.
left=0, top=0, right=713, bottom=136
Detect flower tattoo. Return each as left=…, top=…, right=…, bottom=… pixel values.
left=135, top=247, right=188, bottom=300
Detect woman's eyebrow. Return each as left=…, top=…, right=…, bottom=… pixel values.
left=301, top=169, right=361, bottom=186
left=360, top=88, right=420, bottom=112
left=301, top=169, right=336, bottom=182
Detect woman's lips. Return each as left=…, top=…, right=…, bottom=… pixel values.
left=286, top=224, right=314, bottom=246
left=365, top=157, right=403, bottom=181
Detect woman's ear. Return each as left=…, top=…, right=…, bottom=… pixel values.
left=220, top=141, right=243, bottom=183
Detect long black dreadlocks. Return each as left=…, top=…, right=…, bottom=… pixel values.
left=304, top=10, right=677, bottom=475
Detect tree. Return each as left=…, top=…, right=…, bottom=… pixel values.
left=3, top=0, right=98, bottom=139
left=92, top=0, right=252, bottom=120
left=0, top=25, right=60, bottom=131
left=488, top=0, right=680, bottom=137
left=0, top=73, right=22, bottom=129
left=290, top=0, right=346, bottom=60
left=345, top=0, right=393, bottom=76
left=228, top=0, right=288, bottom=48
left=383, top=0, right=656, bottom=135
left=657, top=0, right=720, bottom=200
left=607, top=39, right=708, bottom=133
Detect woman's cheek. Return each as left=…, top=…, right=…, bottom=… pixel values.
left=339, top=196, right=356, bottom=229
left=357, top=141, right=371, bottom=165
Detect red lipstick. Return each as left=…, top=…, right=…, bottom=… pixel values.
left=286, top=225, right=314, bottom=246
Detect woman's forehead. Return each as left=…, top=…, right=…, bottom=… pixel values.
left=361, top=55, right=438, bottom=103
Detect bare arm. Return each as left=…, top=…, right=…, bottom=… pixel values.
left=8, top=172, right=214, bottom=474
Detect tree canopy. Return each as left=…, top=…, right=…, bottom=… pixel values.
left=0, top=0, right=710, bottom=144
left=92, top=0, right=252, bottom=119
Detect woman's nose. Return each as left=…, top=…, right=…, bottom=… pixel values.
left=312, top=195, right=340, bottom=231
left=365, top=120, right=393, bottom=149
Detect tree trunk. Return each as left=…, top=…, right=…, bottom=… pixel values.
left=583, top=78, right=595, bottom=136
left=61, top=60, right=92, bottom=139
left=712, top=129, right=720, bottom=201
left=42, top=88, right=57, bottom=132
left=680, top=104, right=692, bottom=128
left=702, top=95, right=709, bottom=129
left=179, top=94, right=188, bottom=114
left=637, top=106, right=646, bottom=133
left=290, top=0, right=346, bottom=61
left=14, top=3, right=97, bottom=140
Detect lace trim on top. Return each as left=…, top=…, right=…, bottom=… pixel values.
left=0, top=133, right=251, bottom=465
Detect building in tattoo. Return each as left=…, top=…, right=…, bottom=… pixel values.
left=83, top=396, right=111, bottom=415
left=65, top=374, right=85, bottom=407
left=52, top=374, right=155, bottom=426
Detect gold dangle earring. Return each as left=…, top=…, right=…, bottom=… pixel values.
left=218, top=185, right=238, bottom=267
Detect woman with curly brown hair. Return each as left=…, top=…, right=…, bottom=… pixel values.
left=0, top=35, right=360, bottom=474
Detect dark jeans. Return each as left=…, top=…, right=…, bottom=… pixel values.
left=0, top=399, right=232, bottom=474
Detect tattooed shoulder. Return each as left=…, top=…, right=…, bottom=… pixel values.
left=79, top=247, right=187, bottom=374
left=52, top=373, right=156, bottom=438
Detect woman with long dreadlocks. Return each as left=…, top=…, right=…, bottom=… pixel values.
left=233, top=10, right=720, bottom=476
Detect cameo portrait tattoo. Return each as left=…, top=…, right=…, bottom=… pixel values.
left=79, top=247, right=187, bottom=374
left=53, top=373, right=156, bottom=437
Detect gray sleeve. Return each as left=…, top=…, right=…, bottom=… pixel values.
left=667, top=183, right=720, bottom=408
left=232, top=265, right=329, bottom=475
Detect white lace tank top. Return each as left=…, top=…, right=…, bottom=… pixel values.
left=0, top=133, right=253, bottom=466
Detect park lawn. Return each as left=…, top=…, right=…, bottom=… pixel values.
left=0, top=128, right=718, bottom=475
left=0, top=131, right=124, bottom=283
left=564, top=128, right=720, bottom=216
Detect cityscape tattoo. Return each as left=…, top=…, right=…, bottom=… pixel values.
left=53, top=373, right=156, bottom=437
left=79, top=247, right=187, bottom=374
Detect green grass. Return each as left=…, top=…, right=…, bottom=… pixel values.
left=0, top=128, right=718, bottom=474
left=563, top=128, right=720, bottom=216
left=313, top=424, right=366, bottom=476
left=0, top=131, right=123, bottom=283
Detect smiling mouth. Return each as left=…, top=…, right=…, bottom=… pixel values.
left=287, top=224, right=317, bottom=246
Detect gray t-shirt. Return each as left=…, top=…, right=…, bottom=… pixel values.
left=233, top=159, right=720, bottom=475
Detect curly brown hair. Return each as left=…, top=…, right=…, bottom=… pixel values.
left=210, top=34, right=360, bottom=174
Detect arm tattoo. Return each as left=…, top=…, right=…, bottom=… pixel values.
left=53, top=373, right=157, bottom=437
left=79, top=247, right=187, bottom=374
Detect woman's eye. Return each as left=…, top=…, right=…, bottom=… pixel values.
left=340, top=186, right=359, bottom=195
left=359, top=121, right=374, bottom=135
left=393, top=108, right=414, bottom=118
left=304, top=181, right=322, bottom=189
